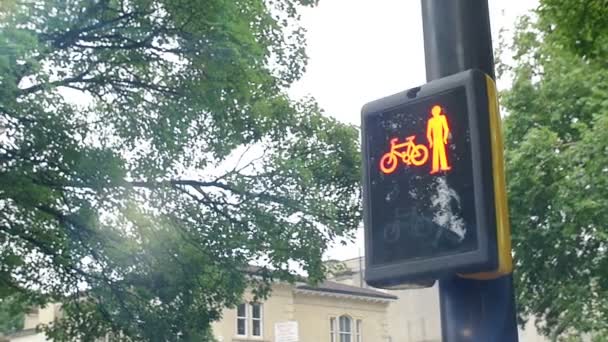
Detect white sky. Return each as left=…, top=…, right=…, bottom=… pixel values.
left=288, top=0, right=538, bottom=261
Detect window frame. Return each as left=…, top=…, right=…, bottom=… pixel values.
left=251, top=302, right=263, bottom=338
left=338, top=315, right=353, bottom=342
left=330, top=315, right=360, bottom=342
left=236, top=303, right=248, bottom=337
left=330, top=317, right=337, bottom=342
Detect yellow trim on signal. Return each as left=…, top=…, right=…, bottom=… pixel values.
left=460, top=76, right=513, bottom=280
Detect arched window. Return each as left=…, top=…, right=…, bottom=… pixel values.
left=331, top=315, right=361, bottom=342
left=338, top=315, right=352, bottom=342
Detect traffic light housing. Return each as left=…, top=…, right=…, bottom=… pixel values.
left=361, top=69, right=512, bottom=289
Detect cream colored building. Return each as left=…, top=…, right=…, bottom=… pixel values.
left=213, top=280, right=396, bottom=342
left=2, top=305, right=59, bottom=342
left=329, top=256, right=552, bottom=342
left=329, top=257, right=441, bottom=342
left=4, top=280, right=396, bottom=342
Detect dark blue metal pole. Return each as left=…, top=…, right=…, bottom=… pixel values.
left=420, top=0, right=519, bottom=341
left=438, top=275, right=518, bottom=341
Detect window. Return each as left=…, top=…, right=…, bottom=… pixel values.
left=236, top=302, right=263, bottom=338
left=338, top=315, right=352, bottom=342
left=237, top=303, right=247, bottom=336
left=251, top=303, right=262, bottom=337
left=331, top=316, right=359, bottom=342
left=330, top=317, right=336, bottom=342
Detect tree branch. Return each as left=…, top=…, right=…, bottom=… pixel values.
left=42, top=10, right=143, bottom=49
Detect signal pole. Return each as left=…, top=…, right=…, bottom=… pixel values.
left=420, top=1, right=519, bottom=341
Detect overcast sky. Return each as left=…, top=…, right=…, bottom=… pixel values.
left=288, top=0, right=538, bottom=261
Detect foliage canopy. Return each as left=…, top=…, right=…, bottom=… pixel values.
left=501, top=0, right=608, bottom=340
left=0, top=0, right=360, bottom=340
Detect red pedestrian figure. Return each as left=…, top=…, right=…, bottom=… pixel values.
left=426, top=105, right=452, bottom=174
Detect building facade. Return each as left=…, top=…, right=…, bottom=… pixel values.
left=329, top=257, right=441, bottom=342
left=2, top=304, right=59, bottom=342
left=212, top=280, right=395, bottom=342
left=5, top=280, right=395, bottom=342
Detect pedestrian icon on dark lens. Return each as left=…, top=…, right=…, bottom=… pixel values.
left=426, top=105, right=452, bottom=174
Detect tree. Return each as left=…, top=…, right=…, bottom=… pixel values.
left=500, top=1, right=608, bottom=340
left=0, top=0, right=361, bottom=340
left=0, top=296, right=25, bottom=335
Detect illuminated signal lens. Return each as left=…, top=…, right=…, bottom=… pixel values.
left=378, top=105, right=452, bottom=175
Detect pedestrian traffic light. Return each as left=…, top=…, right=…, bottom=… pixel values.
left=361, top=69, right=512, bottom=289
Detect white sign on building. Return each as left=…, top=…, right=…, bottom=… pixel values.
left=274, top=321, right=299, bottom=342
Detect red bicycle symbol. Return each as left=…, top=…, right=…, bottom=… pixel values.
left=379, top=136, right=429, bottom=174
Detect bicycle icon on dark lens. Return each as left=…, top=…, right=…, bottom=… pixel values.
left=383, top=209, right=464, bottom=248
